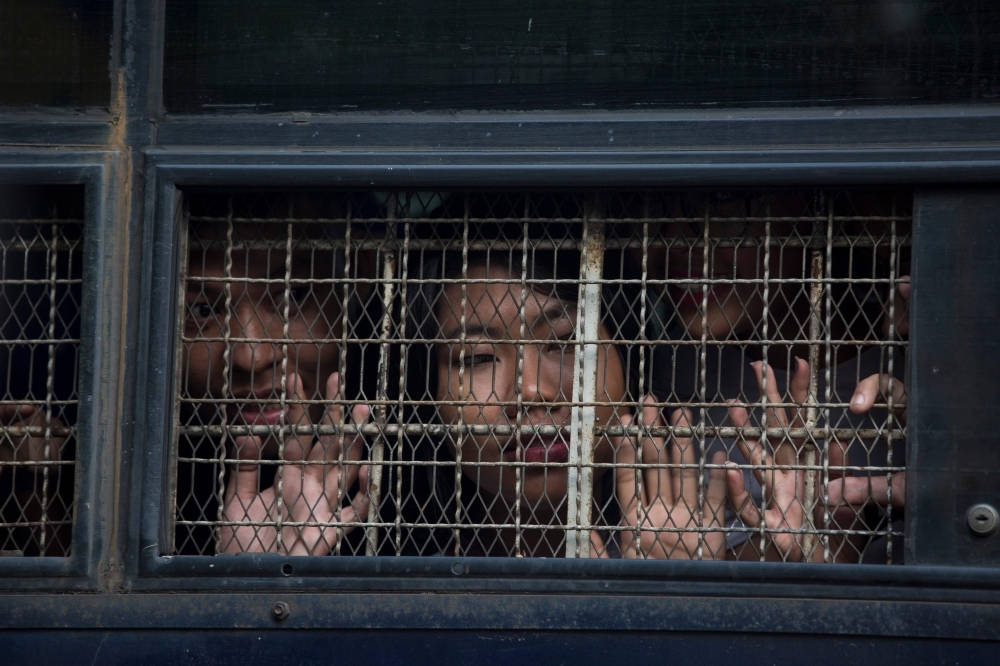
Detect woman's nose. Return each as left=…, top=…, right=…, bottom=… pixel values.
left=518, top=347, right=561, bottom=406
left=229, top=298, right=280, bottom=374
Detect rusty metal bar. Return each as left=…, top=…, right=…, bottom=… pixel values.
left=366, top=194, right=397, bottom=556
left=453, top=205, right=468, bottom=557
left=801, top=249, right=824, bottom=560
left=39, top=218, right=59, bottom=554
left=213, top=198, right=234, bottom=553
left=184, top=235, right=909, bottom=253
left=334, top=205, right=352, bottom=556
left=695, top=201, right=711, bottom=560
left=394, top=219, right=411, bottom=556
left=565, top=202, right=604, bottom=558
left=175, top=423, right=903, bottom=441
left=273, top=211, right=295, bottom=554
left=822, top=197, right=835, bottom=563
left=513, top=207, right=528, bottom=557
left=757, top=211, right=772, bottom=561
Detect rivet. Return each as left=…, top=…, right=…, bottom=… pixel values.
left=272, top=601, right=291, bottom=622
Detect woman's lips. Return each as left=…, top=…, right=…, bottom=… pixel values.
left=502, top=441, right=570, bottom=464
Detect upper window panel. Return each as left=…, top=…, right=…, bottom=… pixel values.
left=164, top=0, right=1000, bottom=113
left=0, top=0, right=113, bottom=109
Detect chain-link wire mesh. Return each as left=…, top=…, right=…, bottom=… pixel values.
left=0, top=185, right=82, bottom=557
left=172, top=189, right=909, bottom=563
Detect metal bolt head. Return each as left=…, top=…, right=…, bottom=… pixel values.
left=272, top=601, right=291, bottom=621
left=966, top=504, right=999, bottom=537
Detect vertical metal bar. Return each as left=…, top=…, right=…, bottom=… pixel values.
left=822, top=197, right=834, bottom=562
left=367, top=194, right=397, bottom=556
left=394, top=218, right=410, bottom=556
left=214, top=198, right=234, bottom=552
left=335, top=205, right=351, bottom=556
left=453, top=204, right=468, bottom=557
left=514, top=205, right=528, bottom=557
left=274, top=209, right=293, bottom=554
left=801, top=246, right=824, bottom=560
left=633, top=200, right=649, bottom=557
left=40, top=216, right=58, bottom=553
left=167, top=202, right=190, bottom=556
left=884, top=208, right=899, bottom=564
left=566, top=200, right=604, bottom=558
left=758, top=210, right=772, bottom=560
left=696, top=201, right=710, bottom=560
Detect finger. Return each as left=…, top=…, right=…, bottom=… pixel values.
left=726, top=461, right=760, bottom=529
left=281, top=373, right=311, bottom=462
left=751, top=360, right=789, bottom=428
left=669, top=408, right=698, bottom=507
left=728, top=400, right=765, bottom=486
left=614, top=412, right=641, bottom=526
left=752, top=360, right=796, bottom=467
left=316, top=401, right=371, bottom=525
left=850, top=373, right=907, bottom=423
left=341, top=463, right=372, bottom=529
left=790, top=356, right=810, bottom=404
left=898, top=276, right=911, bottom=303
left=226, top=434, right=263, bottom=503
left=704, top=451, right=727, bottom=528
left=639, top=397, right=669, bottom=505
left=825, top=438, right=850, bottom=481
left=316, top=372, right=345, bottom=461
left=827, top=472, right=905, bottom=511
left=0, top=404, right=37, bottom=423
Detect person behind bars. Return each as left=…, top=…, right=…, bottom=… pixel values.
left=178, top=196, right=372, bottom=556
left=639, top=190, right=908, bottom=562
left=400, top=220, right=729, bottom=559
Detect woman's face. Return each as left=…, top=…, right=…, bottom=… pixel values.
left=183, top=224, right=341, bottom=440
left=435, top=262, right=625, bottom=519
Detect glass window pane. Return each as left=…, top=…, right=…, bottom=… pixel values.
left=0, top=0, right=114, bottom=109
left=165, top=0, right=1000, bottom=113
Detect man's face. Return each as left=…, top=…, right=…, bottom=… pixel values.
left=182, top=223, right=342, bottom=442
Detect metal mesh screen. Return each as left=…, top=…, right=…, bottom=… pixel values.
left=172, top=189, right=909, bottom=563
left=0, top=186, right=83, bottom=557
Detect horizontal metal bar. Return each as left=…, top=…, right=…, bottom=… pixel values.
left=174, top=519, right=901, bottom=538
left=1, top=241, right=80, bottom=252
left=182, top=275, right=909, bottom=286
left=0, top=339, right=82, bottom=346
left=181, top=336, right=908, bottom=347
left=0, top=279, right=83, bottom=285
left=176, top=423, right=904, bottom=441
left=186, top=235, right=910, bottom=252
left=0, top=426, right=76, bottom=437
left=189, top=214, right=913, bottom=225
left=178, top=397, right=907, bottom=410
left=178, top=456, right=905, bottom=474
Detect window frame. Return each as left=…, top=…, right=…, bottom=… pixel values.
left=127, top=149, right=1000, bottom=598
left=0, top=0, right=999, bottom=648
left=0, top=150, right=123, bottom=590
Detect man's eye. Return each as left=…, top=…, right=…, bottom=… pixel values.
left=289, top=286, right=310, bottom=302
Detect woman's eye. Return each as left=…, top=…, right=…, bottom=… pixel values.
left=189, top=303, right=214, bottom=319
left=464, top=354, right=496, bottom=368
